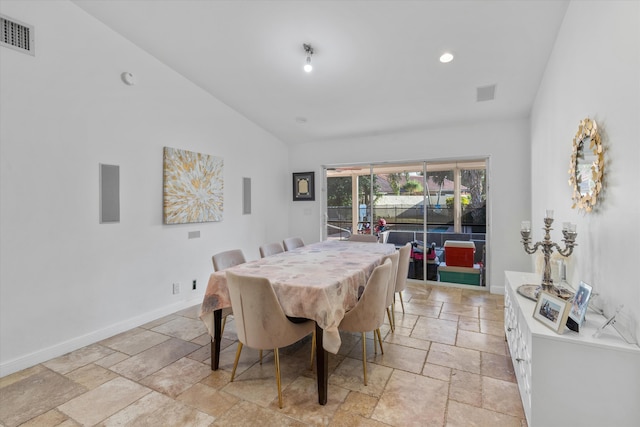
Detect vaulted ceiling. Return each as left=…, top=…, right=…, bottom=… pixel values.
left=72, top=0, right=569, bottom=146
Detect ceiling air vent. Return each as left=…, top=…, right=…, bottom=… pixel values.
left=476, top=84, right=496, bottom=102
left=1, top=14, right=34, bottom=56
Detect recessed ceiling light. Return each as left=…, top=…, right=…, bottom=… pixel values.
left=439, top=52, right=454, bottom=63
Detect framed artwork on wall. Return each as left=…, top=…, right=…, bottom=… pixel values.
left=293, top=172, right=315, bottom=201
left=163, top=147, right=224, bottom=224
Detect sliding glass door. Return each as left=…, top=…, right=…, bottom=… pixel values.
left=324, top=159, right=488, bottom=286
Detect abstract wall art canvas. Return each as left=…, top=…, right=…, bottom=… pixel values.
left=163, top=147, right=223, bottom=224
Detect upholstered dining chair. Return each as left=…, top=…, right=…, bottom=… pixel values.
left=338, top=258, right=392, bottom=386
left=383, top=251, right=399, bottom=332
left=212, top=249, right=247, bottom=336
left=282, top=237, right=305, bottom=251
left=226, top=271, right=315, bottom=408
left=348, top=234, right=379, bottom=242
left=393, top=243, right=412, bottom=326
left=259, top=242, right=284, bottom=258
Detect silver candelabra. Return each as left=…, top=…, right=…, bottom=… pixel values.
left=520, top=211, right=577, bottom=294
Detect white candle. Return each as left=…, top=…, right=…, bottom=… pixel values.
left=546, top=209, right=554, bottom=219
left=521, top=221, right=531, bottom=231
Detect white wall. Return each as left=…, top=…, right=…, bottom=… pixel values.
left=0, top=0, right=290, bottom=375
left=288, top=119, right=533, bottom=293
left=531, top=1, right=640, bottom=343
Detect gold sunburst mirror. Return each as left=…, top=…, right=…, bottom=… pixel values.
left=569, top=118, right=604, bottom=212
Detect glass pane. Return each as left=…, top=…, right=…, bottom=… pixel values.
left=326, top=175, right=352, bottom=240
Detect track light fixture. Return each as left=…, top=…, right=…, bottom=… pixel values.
left=303, top=43, right=314, bottom=72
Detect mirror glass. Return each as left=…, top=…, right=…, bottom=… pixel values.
left=569, top=118, right=603, bottom=212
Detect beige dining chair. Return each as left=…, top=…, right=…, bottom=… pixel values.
left=348, top=234, right=378, bottom=242
left=226, top=271, right=315, bottom=409
left=259, top=242, right=284, bottom=258
left=383, top=251, right=399, bottom=332
left=393, top=243, right=412, bottom=325
left=212, top=249, right=247, bottom=336
left=338, top=258, right=392, bottom=386
left=283, top=237, right=305, bottom=251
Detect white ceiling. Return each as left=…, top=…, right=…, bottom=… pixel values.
left=72, top=0, right=569, bottom=146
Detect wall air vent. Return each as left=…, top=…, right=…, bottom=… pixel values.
left=1, top=14, right=34, bottom=56
left=476, top=84, right=496, bottom=102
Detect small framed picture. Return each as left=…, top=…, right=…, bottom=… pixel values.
left=533, top=291, right=571, bottom=334
left=568, top=281, right=593, bottom=326
left=292, top=172, right=315, bottom=201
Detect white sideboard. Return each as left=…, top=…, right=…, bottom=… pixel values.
left=504, top=271, right=640, bottom=427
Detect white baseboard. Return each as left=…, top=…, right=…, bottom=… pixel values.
left=0, top=297, right=203, bottom=378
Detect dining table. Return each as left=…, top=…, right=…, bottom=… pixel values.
left=199, top=239, right=396, bottom=405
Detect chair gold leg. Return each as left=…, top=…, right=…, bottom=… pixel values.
left=231, top=342, right=243, bottom=381
left=373, top=330, right=377, bottom=354
left=309, top=330, right=316, bottom=370
left=259, top=350, right=263, bottom=365
left=392, top=302, right=396, bottom=331
left=376, top=328, right=384, bottom=354
left=221, top=315, right=227, bottom=337
left=361, top=332, right=368, bottom=386
left=386, top=307, right=394, bottom=332
left=274, top=348, right=283, bottom=409
left=399, top=292, right=405, bottom=314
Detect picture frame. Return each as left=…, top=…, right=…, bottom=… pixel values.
left=533, top=291, right=571, bottom=334
left=568, top=281, right=593, bottom=327
left=293, top=172, right=315, bottom=201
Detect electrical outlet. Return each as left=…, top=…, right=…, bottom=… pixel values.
left=173, top=283, right=180, bottom=294
left=192, top=279, right=197, bottom=290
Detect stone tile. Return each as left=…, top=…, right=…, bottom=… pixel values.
left=43, top=344, right=115, bottom=374
left=439, top=312, right=459, bottom=322
left=66, top=363, right=119, bottom=390
left=95, top=351, right=129, bottom=368
left=211, top=400, right=307, bottom=426
left=18, top=409, right=67, bottom=427
left=361, top=340, right=427, bottom=375
left=58, top=377, right=151, bottom=426
left=151, top=316, right=208, bottom=341
left=442, top=302, right=479, bottom=318
left=446, top=400, right=522, bottom=427
left=99, top=390, right=214, bottom=426
left=329, top=411, right=390, bottom=427
left=383, top=331, right=431, bottom=351
left=175, top=304, right=202, bottom=319
left=100, top=328, right=170, bottom=356
left=0, top=364, right=47, bottom=388
left=456, top=330, right=507, bottom=356
left=329, top=356, right=393, bottom=398
left=372, top=370, right=448, bottom=427
left=482, top=376, right=525, bottom=418
left=200, top=368, right=233, bottom=390
left=191, top=332, right=213, bottom=346
left=427, top=287, right=463, bottom=304
left=140, top=357, right=212, bottom=398
left=479, top=307, right=504, bottom=322
left=460, top=291, right=499, bottom=308
left=273, top=376, right=349, bottom=425
left=411, top=316, right=458, bottom=345
left=140, top=314, right=179, bottom=329
left=449, top=370, right=482, bottom=407
left=387, top=311, right=419, bottom=330
left=480, top=318, right=505, bottom=337
left=187, top=343, right=211, bottom=363
left=427, top=342, right=481, bottom=374
left=402, top=301, right=442, bottom=318
left=109, top=337, right=200, bottom=381
left=421, top=362, right=451, bottom=382
left=459, top=316, right=480, bottom=332
left=0, top=367, right=86, bottom=427
left=177, top=383, right=239, bottom=418
left=481, top=352, right=516, bottom=383
left=336, top=391, right=378, bottom=418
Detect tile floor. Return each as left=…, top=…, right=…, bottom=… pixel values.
left=0, top=282, right=526, bottom=426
